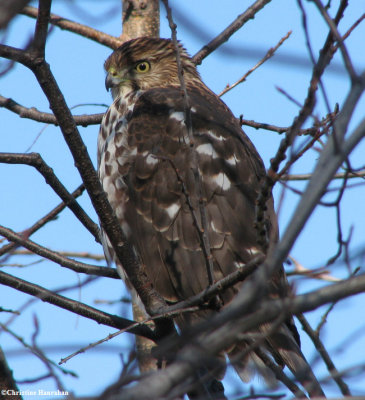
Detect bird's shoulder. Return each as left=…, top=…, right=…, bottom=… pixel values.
left=124, top=85, right=266, bottom=180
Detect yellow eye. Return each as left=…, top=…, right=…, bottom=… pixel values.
left=135, top=61, right=150, bottom=73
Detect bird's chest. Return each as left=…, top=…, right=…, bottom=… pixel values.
left=97, top=96, right=138, bottom=227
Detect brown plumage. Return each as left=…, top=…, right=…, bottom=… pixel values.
left=98, top=37, right=324, bottom=397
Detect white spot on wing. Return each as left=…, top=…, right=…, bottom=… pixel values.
left=234, top=261, right=245, bottom=269
left=114, top=127, right=128, bottom=147
left=196, top=143, right=218, bottom=158
left=211, top=220, right=220, bottom=233
left=103, top=178, right=116, bottom=197
left=146, top=154, right=158, bottom=165
left=115, top=177, right=126, bottom=189
left=115, top=205, right=125, bottom=219
left=248, top=247, right=261, bottom=255
left=206, top=130, right=225, bottom=141
left=165, top=203, right=180, bottom=219
left=212, top=172, right=231, bottom=190
left=121, top=221, right=131, bottom=238
left=226, top=154, right=239, bottom=166
left=191, top=107, right=197, bottom=113
left=170, top=111, right=185, bottom=122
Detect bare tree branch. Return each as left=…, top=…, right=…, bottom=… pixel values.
left=0, top=95, right=103, bottom=126
left=0, top=0, right=31, bottom=30
left=0, top=270, right=155, bottom=339
left=192, top=0, right=272, bottom=65
left=219, top=30, right=292, bottom=97
left=281, top=170, right=365, bottom=181
left=0, top=224, right=118, bottom=278
left=0, top=152, right=100, bottom=242
left=311, top=0, right=357, bottom=81
left=0, top=42, right=167, bottom=318
left=0, top=184, right=85, bottom=257
left=255, top=1, right=352, bottom=249
left=31, top=0, right=51, bottom=58
left=297, top=314, right=351, bottom=395
left=22, top=6, right=122, bottom=49
left=0, top=346, right=22, bottom=400
left=114, top=272, right=365, bottom=399
left=122, top=0, right=159, bottom=39
left=12, top=249, right=105, bottom=261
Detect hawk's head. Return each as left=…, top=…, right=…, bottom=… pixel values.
left=104, top=37, right=201, bottom=100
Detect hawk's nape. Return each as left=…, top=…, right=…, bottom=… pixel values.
left=97, top=37, right=325, bottom=397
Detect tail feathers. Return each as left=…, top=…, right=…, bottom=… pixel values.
left=228, top=344, right=278, bottom=387
left=265, top=324, right=326, bottom=397
left=227, top=324, right=325, bottom=398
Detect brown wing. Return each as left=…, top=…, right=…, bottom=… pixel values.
left=116, top=86, right=274, bottom=303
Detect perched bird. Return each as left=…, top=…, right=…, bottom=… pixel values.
left=98, top=37, right=324, bottom=396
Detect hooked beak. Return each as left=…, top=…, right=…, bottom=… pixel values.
left=105, top=72, right=121, bottom=91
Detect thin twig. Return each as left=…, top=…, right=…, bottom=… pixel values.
left=0, top=184, right=85, bottom=257
left=60, top=304, right=200, bottom=365
left=0, top=224, right=118, bottom=278
left=0, top=152, right=100, bottom=242
left=192, top=0, right=272, bottom=65
left=281, top=169, right=365, bottom=181
left=240, top=117, right=324, bottom=136
left=163, top=0, right=215, bottom=288
left=13, top=249, right=105, bottom=261
left=311, top=0, right=357, bottom=81
left=298, top=313, right=351, bottom=395
left=163, top=157, right=215, bottom=287
left=254, top=0, right=349, bottom=249
left=0, top=322, right=76, bottom=377
left=219, top=31, right=292, bottom=97
left=162, top=255, right=264, bottom=315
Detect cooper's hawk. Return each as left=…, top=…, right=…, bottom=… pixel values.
left=98, top=37, right=324, bottom=396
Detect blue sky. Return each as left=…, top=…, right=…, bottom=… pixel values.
left=1, top=1, right=365, bottom=398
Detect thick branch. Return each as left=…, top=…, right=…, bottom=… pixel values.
left=0, top=2, right=172, bottom=323
left=117, top=272, right=365, bottom=399
left=0, top=95, right=103, bottom=126
left=31, top=0, right=51, bottom=57
left=22, top=6, right=122, bottom=49
left=0, top=347, right=21, bottom=400
left=32, top=61, right=166, bottom=315
left=122, top=0, right=159, bottom=39
left=0, top=270, right=155, bottom=339
left=0, top=39, right=167, bottom=316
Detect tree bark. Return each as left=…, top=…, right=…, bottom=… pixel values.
left=121, top=0, right=159, bottom=41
